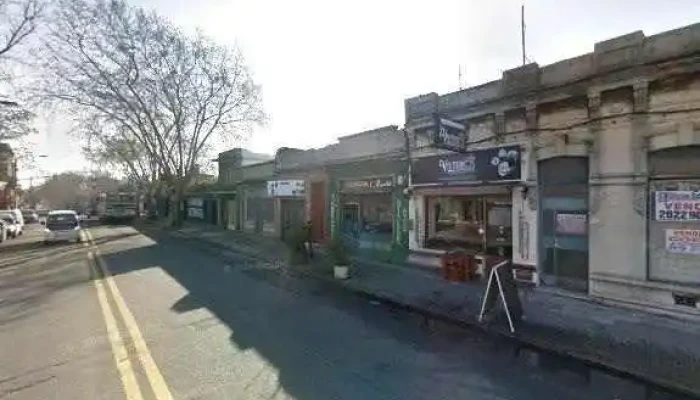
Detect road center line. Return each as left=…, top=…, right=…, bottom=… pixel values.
left=86, top=229, right=175, bottom=400
left=89, top=251, right=145, bottom=400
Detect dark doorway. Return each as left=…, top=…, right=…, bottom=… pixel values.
left=281, top=199, right=305, bottom=239
left=310, top=181, right=327, bottom=243
left=539, top=157, right=590, bottom=292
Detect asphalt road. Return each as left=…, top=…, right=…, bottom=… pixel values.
left=0, top=223, right=692, bottom=400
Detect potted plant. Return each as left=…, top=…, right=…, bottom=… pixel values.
left=328, top=238, right=350, bottom=279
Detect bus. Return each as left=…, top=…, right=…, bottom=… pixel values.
left=102, top=191, right=139, bottom=223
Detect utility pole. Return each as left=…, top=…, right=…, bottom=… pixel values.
left=521, top=4, right=526, bottom=65
left=458, top=65, right=463, bottom=90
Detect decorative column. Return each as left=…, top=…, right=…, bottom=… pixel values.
left=392, top=173, right=409, bottom=252
left=587, top=91, right=602, bottom=178
left=328, top=178, right=340, bottom=241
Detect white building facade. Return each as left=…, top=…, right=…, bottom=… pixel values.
left=404, top=25, right=700, bottom=318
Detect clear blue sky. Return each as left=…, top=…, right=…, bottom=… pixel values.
left=25, top=0, right=700, bottom=180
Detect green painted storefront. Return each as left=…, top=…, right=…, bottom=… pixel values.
left=327, top=158, right=409, bottom=262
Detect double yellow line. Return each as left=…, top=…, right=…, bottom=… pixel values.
left=84, top=229, right=174, bottom=400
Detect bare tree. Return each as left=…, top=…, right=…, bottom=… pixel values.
left=0, top=99, right=36, bottom=140
left=36, top=0, right=264, bottom=224
left=0, top=0, right=41, bottom=60
left=0, top=98, right=38, bottom=176
left=0, top=0, right=43, bottom=168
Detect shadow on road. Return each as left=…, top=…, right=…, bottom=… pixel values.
left=94, top=224, right=694, bottom=400
left=0, top=246, right=95, bottom=330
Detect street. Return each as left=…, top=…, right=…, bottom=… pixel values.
left=0, top=223, right=692, bottom=400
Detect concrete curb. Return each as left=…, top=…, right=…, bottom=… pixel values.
left=140, top=223, right=698, bottom=397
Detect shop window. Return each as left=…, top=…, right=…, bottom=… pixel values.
left=648, top=146, right=700, bottom=285
left=432, top=197, right=483, bottom=245
left=428, top=195, right=511, bottom=254
left=361, top=195, right=392, bottom=234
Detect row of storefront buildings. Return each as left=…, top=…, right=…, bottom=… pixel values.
left=185, top=23, right=700, bottom=319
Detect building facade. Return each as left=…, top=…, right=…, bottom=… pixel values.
left=405, top=24, right=700, bottom=317
left=274, top=126, right=409, bottom=253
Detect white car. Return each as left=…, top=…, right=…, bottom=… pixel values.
left=4, top=209, right=23, bottom=235
left=0, top=213, right=20, bottom=238
left=43, top=210, right=82, bottom=244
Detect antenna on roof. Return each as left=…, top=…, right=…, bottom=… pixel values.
left=521, top=4, right=527, bottom=65
left=458, top=65, right=463, bottom=90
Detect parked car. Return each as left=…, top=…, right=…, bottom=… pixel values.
left=0, top=213, right=19, bottom=238
left=21, top=209, right=39, bottom=223
left=43, top=210, right=82, bottom=244
left=3, top=209, right=23, bottom=235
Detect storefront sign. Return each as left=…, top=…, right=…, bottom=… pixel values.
left=187, top=207, right=204, bottom=219
left=430, top=115, right=466, bottom=152
left=555, top=213, right=587, bottom=235
left=267, top=180, right=305, bottom=197
left=655, top=191, right=700, bottom=221
left=665, top=229, right=700, bottom=255
left=413, top=145, right=521, bottom=185
left=340, top=177, right=393, bottom=193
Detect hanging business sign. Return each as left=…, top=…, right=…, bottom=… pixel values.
left=665, top=229, right=700, bottom=255
left=412, top=145, right=521, bottom=185
left=267, top=180, right=305, bottom=197
left=654, top=191, right=700, bottom=221
left=429, top=114, right=466, bottom=152
left=340, top=177, right=393, bottom=193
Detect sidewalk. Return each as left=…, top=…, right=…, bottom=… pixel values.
left=148, top=221, right=700, bottom=396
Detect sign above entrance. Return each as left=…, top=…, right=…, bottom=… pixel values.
left=412, top=145, right=521, bottom=185
left=267, top=180, right=305, bottom=197
left=429, top=114, right=466, bottom=152
left=340, top=177, right=393, bottom=193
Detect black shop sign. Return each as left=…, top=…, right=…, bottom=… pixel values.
left=413, top=145, right=521, bottom=184
left=340, top=177, right=393, bottom=193
left=430, top=114, right=466, bottom=152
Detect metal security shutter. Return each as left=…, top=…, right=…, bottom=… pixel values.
left=648, top=146, right=700, bottom=285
